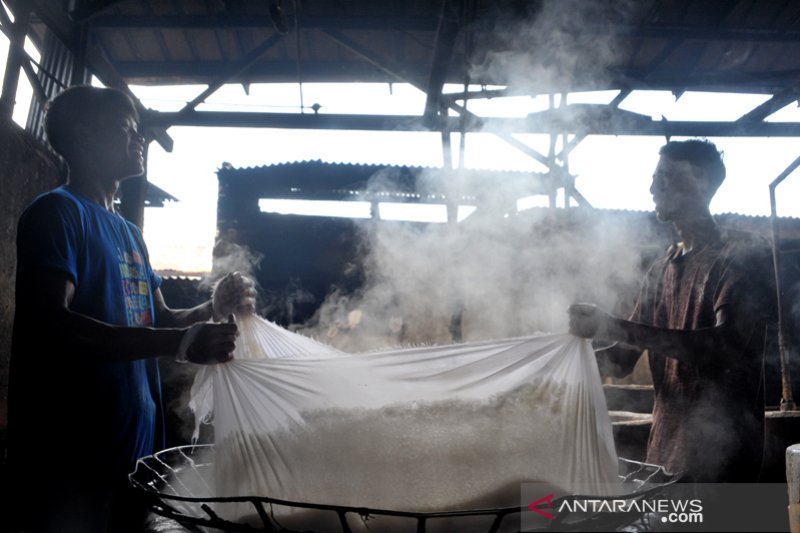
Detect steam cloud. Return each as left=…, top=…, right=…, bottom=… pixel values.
left=297, top=165, right=659, bottom=352
left=296, top=0, right=656, bottom=351
left=208, top=233, right=264, bottom=287
left=470, top=0, right=645, bottom=95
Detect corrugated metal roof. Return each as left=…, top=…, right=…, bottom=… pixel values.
left=216, top=160, right=800, bottom=240
left=28, top=0, right=800, bottom=95
left=218, top=159, right=547, bottom=175
left=217, top=159, right=563, bottom=204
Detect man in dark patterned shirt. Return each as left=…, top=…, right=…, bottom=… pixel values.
left=568, top=139, right=775, bottom=482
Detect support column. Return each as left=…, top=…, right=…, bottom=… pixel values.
left=441, top=124, right=464, bottom=342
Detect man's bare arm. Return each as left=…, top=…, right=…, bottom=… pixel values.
left=153, top=272, right=257, bottom=327
left=569, top=303, right=756, bottom=367
left=152, top=289, right=214, bottom=327
left=15, top=269, right=236, bottom=364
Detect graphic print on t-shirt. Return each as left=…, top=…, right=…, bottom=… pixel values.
left=118, top=248, right=153, bottom=326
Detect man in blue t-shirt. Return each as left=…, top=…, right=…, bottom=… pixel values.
left=7, top=86, right=256, bottom=533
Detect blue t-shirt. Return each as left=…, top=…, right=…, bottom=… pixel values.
left=11, top=186, right=164, bottom=478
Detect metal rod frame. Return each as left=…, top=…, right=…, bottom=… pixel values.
left=769, top=155, right=800, bottom=411
left=131, top=445, right=681, bottom=533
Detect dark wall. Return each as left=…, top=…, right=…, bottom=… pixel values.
left=238, top=213, right=364, bottom=325
left=0, top=118, right=62, bottom=436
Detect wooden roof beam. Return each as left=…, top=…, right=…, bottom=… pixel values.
left=143, top=109, right=800, bottom=137
left=737, top=86, right=800, bottom=123
left=26, top=0, right=174, bottom=152
left=89, top=16, right=800, bottom=44
left=111, top=59, right=800, bottom=95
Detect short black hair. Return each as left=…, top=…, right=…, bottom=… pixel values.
left=44, top=85, right=138, bottom=159
left=659, top=139, right=726, bottom=194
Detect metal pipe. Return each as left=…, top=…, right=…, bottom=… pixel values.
left=769, top=154, right=800, bottom=411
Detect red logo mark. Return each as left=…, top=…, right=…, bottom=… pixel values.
left=527, top=493, right=556, bottom=520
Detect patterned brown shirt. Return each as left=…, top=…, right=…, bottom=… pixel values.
left=630, top=227, right=775, bottom=481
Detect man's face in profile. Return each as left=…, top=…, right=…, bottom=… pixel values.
left=650, top=155, right=709, bottom=222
